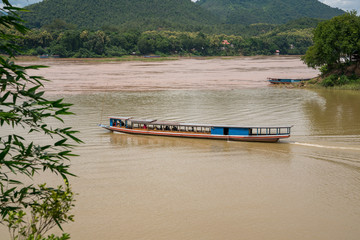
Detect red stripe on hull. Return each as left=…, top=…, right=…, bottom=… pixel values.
left=105, top=126, right=289, bottom=143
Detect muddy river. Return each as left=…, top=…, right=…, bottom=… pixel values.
left=1, top=56, right=360, bottom=240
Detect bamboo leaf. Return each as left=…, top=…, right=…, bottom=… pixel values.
left=54, top=139, right=67, bottom=146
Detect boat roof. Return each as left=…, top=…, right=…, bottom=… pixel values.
left=130, top=119, right=157, bottom=124
left=109, top=116, right=132, bottom=120
left=180, top=123, right=213, bottom=127
left=109, top=116, right=292, bottom=128
left=210, top=124, right=292, bottom=128
left=152, top=120, right=181, bottom=125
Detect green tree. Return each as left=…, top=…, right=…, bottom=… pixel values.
left=57, top=30, right=82, bottom=56
left=0, top=1, right=81, bottom=239
left=43, top=19, right=77, bottom=32
left=302, top=11, right=360, bottom=72
left=137, top=31, right=157, bottom=54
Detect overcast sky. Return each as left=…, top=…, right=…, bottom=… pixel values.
left=4, top=0, right=360, bottom=13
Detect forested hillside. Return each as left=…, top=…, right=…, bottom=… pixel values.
left=10, top=0, right=344, bottom=58
left=21, top=0, right=219, bottom=30
left=197, top=0, right=344, bottom=25
left=21, top=0, right=344, bottom=31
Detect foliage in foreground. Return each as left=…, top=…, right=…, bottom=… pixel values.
left=0, top=1, right=81, bottom=239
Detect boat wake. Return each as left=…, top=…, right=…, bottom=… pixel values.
left=292, top=142, right=360, bottom=151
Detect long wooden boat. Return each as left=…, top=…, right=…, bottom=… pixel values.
left=99, top=116, right=292, bottom=143
left=267, top=77, right=311, bottom=84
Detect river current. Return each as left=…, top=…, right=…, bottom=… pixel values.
left=1, top=56, right=359, bottom=240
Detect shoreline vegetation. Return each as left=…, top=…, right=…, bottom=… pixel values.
left=304, top=74, right=360, bottom=90
left=13, top=54, right=297, bottom=62
left=300, top=12, right=360, bottom=91
left=14, top=55, right=183, bottom=62
left=272, top=67, right=360, bottom=90
left=276, top=76, right=360, bottom=91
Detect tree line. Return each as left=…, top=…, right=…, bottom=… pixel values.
left=6, top=26, right=313, bottom=58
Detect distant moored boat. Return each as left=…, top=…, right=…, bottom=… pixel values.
left=267, top=77, right=311, bottom=84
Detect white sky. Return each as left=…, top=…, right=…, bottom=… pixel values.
left=4, top=0, right=360, bottom=14
left=319, top=0, right=360, bottom=12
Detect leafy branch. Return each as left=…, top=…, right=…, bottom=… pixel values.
left=0, top=1, right=82, bottom=239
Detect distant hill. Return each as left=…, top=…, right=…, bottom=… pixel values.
left=20, top=0, right=345, bottom=31
left=21, top=0, right=219, bottom=30
left=196, top=0, right=345, bottom=25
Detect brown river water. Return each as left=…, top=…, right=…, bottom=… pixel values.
left=1, top=56, right=360, bottom=240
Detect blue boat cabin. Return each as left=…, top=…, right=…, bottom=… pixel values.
left=210, top=126, right=290, bottom=136
left=211, top=127, right=250, bottom=136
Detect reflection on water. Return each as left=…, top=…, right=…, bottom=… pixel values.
left=107, top=130, right=291, bottom=154
left=303, top=89, right=360, bottom=136
left=1, top=58, right=360, bottom=240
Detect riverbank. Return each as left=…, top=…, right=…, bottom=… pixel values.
left=270, top=68, right=360, bottom=91
left=13, top=55, right=181, bottom=62
left=300, top=61, right=360, bottom=90
left=13, top=54, right=308, bottom=63
left=13, top=55, right=241, bottom=63
left=273, top=77, right=360, bottom=91
left=302, top=72, right=360, bottom=91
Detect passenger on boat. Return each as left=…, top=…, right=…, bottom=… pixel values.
left=143, top=124, right=147, bottom=129
left=172, top=126, right=178, bottom=131
left=165, top=126, right=170, bottom=130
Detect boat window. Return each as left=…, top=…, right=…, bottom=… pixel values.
left=251, top=127, right=291, bottom=135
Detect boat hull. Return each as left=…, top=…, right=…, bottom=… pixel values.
left=102, top=125, right=289, bottom=143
